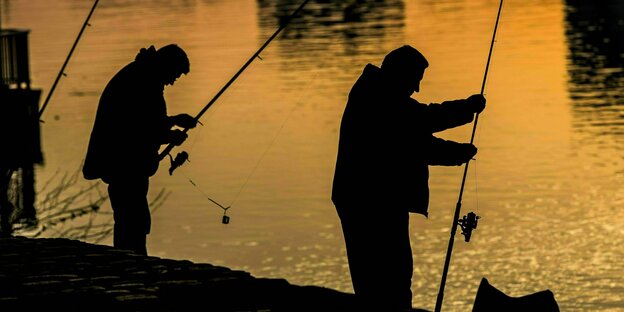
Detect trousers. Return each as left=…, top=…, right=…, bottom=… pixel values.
left=336, top=204, right=414, bottom=311
left=107, top=176, right=150, bottom=255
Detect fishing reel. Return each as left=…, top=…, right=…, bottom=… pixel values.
left=168, top=151, right=190, bottom=175
left=458, top=211, right=480, bottom=242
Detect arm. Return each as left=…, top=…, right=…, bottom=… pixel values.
left=424, top=136, right=477, bottom=166
left=160, top=113, right=197, bottom=145
left=167, top=113, right=197, bottom=130
left=414, top=94, right=486, bottom=133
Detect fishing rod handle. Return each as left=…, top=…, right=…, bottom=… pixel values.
left=158, top=126, right=190, bottom=160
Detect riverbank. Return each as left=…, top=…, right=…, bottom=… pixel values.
left=0, top=236, right=360, bottom=311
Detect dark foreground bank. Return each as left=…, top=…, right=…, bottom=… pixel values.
left=0, top=236, right=560, bottom=311
left=0, top=236, right=361, bottom=311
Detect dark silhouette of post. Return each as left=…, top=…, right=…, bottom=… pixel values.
left=0, top=28, right=43, bottom=235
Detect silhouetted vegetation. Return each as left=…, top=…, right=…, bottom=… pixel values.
left=10, top=166, right=169, bottom=244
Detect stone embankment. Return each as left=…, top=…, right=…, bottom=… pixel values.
left=0, top=236, right=358, bottom=311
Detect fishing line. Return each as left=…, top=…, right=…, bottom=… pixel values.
left=472, top=14, right=504, bottom=215
left=177, top=166, right=230, bottom=222
left=472, top=102, right=486, bottom=215
left=179, top=70, right=320, bottom=223
left=474, top=155, right=480, bottom=215
left=187, top=122, right=203, bottom=151
left=163, top=0, right=315, bottom=221
left=229, top=71, right=321, bottom=209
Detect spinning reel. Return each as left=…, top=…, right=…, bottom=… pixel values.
left=458, top=211, right=480, bottom=242
left=168, top=151, right=190, bottom=175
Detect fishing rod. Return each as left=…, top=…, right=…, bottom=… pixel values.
left=434, top=1, right=503, bottom=311
left=160, top=0, right=312, bottom=174
left=39, top=0, right=100, bottom=118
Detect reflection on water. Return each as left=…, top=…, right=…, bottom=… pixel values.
left=565, top=0, right=624, bottom=144
left=259, top=0, right=404, bottom=44
left=256, top=0, right=406, bottom=89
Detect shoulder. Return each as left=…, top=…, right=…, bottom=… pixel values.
left=350, top=64, right=382, bottom=95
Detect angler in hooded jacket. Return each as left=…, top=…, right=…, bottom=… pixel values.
left=83, top=44, right=196, bottom=255
left=332, top=45, right=486, bottom=311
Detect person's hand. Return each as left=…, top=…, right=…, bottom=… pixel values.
left=171, top=113, right=197, bottom=129
left=467, top=94, right=486, bottom=114
left=169, top=129, right=188, bottom=146
left=461, top=143, right=478, bottom=163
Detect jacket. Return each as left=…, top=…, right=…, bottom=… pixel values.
left=331, top=64, right=477, bottom=216
left=83, top=47, right=172, bottom=183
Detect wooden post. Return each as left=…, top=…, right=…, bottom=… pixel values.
left=0, top=28, right=43, bottom=234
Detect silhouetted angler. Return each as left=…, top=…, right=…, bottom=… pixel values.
left=83, top=44, right=196, bottom=255
left=332, top=45, right=486, bottom=311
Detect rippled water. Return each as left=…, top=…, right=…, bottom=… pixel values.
left=3, top=0, right=623, bottom=310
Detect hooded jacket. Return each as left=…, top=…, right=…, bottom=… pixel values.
left=83, top=47, right=172, bottom=183
left=332, top=64, right=477, bottom=216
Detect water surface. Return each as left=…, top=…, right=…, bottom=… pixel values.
left=3, top=0, right=623, bottom=310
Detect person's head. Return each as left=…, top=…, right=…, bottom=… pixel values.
left=156, top=44, right=190, bottom=85
left=381, top=45, right=428, bottom=96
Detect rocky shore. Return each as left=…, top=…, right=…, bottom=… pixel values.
left=0, top=236, right=359, bottom=311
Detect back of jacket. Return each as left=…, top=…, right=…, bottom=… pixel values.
left=83, top=49, right=170, bottom=183
left=332, top=64, right=475, bottom=215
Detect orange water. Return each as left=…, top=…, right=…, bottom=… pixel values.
left=3, top=0, right=623, bottom=310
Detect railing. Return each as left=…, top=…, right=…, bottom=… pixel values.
left=0, top=29, right=30, bottom=89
